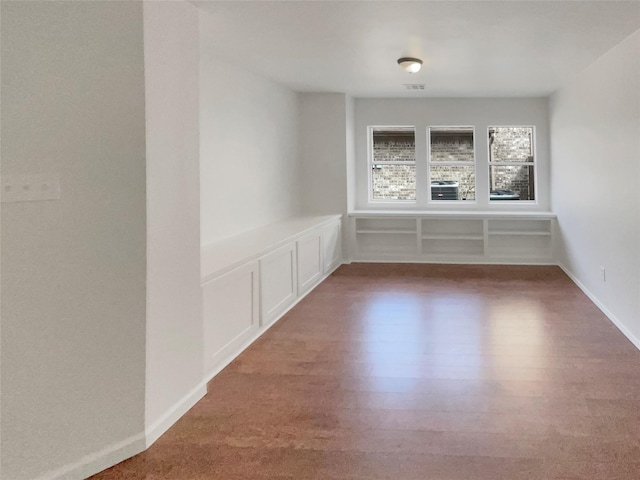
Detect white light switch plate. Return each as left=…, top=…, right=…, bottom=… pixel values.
left=1, top=174, right=61, bottom=203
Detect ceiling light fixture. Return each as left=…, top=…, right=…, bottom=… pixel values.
left=397, top=57, right=423, bottom=73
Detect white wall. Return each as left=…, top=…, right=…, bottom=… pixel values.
left=298, top=93, right=349, bottom=216
left=199, top=14, right=301, bottom=245
left=143, top=0, right=205, bottom=444
left=354, top=98, right=550, bottom=211
left=1, top=2, right=147, bottom=478
left=550, top=30, right=640, bottom=346
left=346, top=96, right=356, bottom=214
left=297, top=93, right=354, bottom=257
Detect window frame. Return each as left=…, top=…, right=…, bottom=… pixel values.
left=367, top=125, right=417, bottom=204
left=427, top=126, right=477, bottom=204
left=487, top=125, right=538, bottom=204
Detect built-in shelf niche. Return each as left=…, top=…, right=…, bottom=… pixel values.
left=488, top=219, right=551, bottom=235
left=486, top=218, right=551, bottom=259
left=422, top=238, right=485, bottom=257
left=421, top=218, right=484, bottom=256
left=355, top=217, right=418, bottom=257
left=355, top=217, right=417, bottom=234
left=486, top=234, right=551, bottom=259
left=350, top=213, right=555, bottom=264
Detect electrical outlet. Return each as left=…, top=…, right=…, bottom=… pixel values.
left=1, top=174, right=61, bottom=203
left=600, top=266, right=606, bottom=282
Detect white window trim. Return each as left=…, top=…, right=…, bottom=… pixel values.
left=427, top=126, right=477, bottom=204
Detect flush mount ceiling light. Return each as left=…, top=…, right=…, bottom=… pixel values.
left=397, top=57, right=423, bottom=73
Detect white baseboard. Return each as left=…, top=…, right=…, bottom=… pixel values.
left=559, top=263, right=640, bottom=351
left=34, top=432, right=146, bottom=480
left=144, top=381, right=208, bottom=448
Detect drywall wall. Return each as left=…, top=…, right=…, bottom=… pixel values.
left=1, top=1, right=147, bottom=478
left=143, top=0, right=205, bottom=445
left=199, top=12, right=301, bottom=245
left=298, top=93, right=354, bottom=258
left=298, top=93, right=349, bottom=216
left=550, top=29, right=640, bottom=346
left=354, top=98, right=550, bottom=211
left=346, top=96, right=356, bottom=214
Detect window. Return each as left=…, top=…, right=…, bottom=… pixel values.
left=370, top=127, right=416, bottom=201
left=488, top=127, right=536, bottom=201
left=365, top=123, right=539, bottom=207
left=429, top=127, right=475, bottom=201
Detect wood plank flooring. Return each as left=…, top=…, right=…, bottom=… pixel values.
left=91, top=264, right=640, bottom=480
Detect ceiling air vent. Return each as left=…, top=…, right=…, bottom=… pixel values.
left=404, top=84, right=425, bottom=91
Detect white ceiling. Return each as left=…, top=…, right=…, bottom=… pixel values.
left=195, top=0, right=640, bottom=98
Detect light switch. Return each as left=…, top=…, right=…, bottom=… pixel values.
left=1, top=174, right=61, bottom=203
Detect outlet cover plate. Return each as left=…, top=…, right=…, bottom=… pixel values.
left=1, top=174, right=61, bottom=203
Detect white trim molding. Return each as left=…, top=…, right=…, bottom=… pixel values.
left=144, top=382, right=208, bottom=448
left=34, top=434, right=146, bottom=480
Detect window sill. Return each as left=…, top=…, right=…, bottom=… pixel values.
left=349, top=210, right=556, bottom=219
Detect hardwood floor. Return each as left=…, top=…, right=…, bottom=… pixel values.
left=91, top=264, right=640, bottom=480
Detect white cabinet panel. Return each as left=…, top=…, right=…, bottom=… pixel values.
left=201, top=215, right=342, bottom=380
left=297, top=233, right=322, bottom=295
left=202, top=261, right=259, bottom=373
left=322, top=220, right=342, bottom=273
left=260, top=242, right=297, bottom=326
